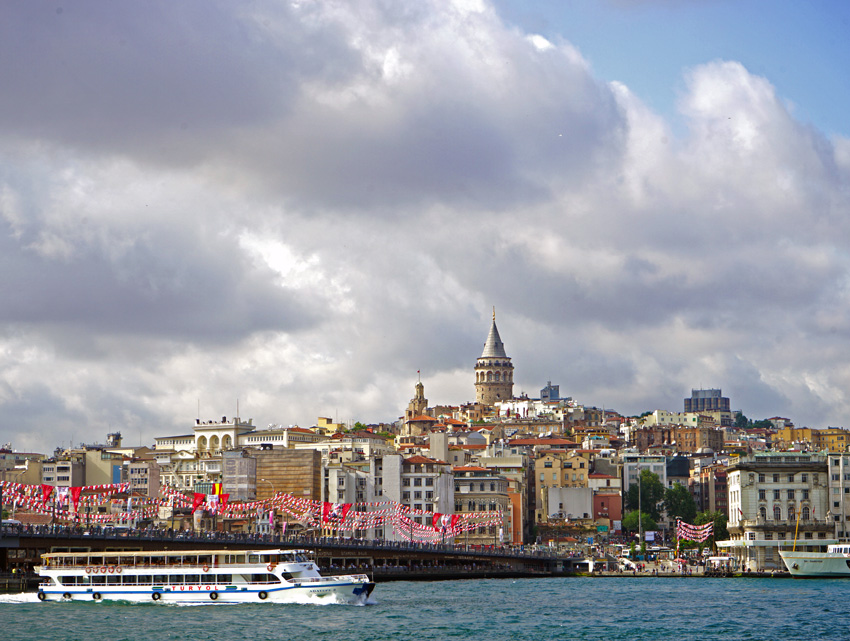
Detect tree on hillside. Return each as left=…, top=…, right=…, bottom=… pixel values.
left=624, top=470, right=665, bottom=522
left=695, top=510, right=729, bottom=543
left=664, top=482, right=698, bottom=524
left=621, top=510, right=657, bottom=534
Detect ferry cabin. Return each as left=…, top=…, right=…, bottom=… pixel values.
left=37, top=549, right=371, bottom=602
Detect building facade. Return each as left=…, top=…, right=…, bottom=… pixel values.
left=723, top=453, right=833, bottom=570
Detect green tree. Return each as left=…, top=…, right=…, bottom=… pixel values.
left=352, top=422, right=368, bottom=432
left=624, top=469, right=665, bottom=522
left=621, top=510, right=657, bottom=534
left=695, top=510, right=728, bottom=544
left=733, top=412, right=749, bottom=429
left=664, top=482, right=698, bottom=523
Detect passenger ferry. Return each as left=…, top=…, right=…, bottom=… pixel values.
left=780, top=544, right=850, bottom=578
left=36, top=549, right=375, bottom=603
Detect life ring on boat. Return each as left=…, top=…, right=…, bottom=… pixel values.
left=202, top=564, right=210, bottom=573
left=100, top=566, right=108, bottom=574
left=258, top=591, right=268, bottom=600
left=267, top=564, right=274, bottom=572
left=92, top=593, right=102, bottom=601
left=108, top=566, right=115, bottom=574
left=115, top=566, right=122, bottom=574
left=84, top=566, right=93, bottom=575
left=62, top=592, right=72, bottom=600
left=37, top=592, right=46, bottom=601
left=209, top=592, right=219, bottom=601
left=152, top=592, right=161, bottom=601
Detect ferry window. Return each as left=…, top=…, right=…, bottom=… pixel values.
left=281, top=572, right=293, bottom=580
left=250, top=574, right=275, bottom=584
left=153, top=575, right=168, bottom=584
left=59, top=576, right=76, bottom=585
left=108, top=576, right=121, bottom=585
left=249, top=555, right=260, bottom=564
left=169, top=575, right=183, bottom=585
left=185, top=574, right=200, bottom=584
left=90, top=557, right=103, bottom=566
left=123, top=576, right=137, bottom=585
left=216, top=574, right=233, bottom=583
left=137, top=575, right=152, bottom=585
left=92, top=576, right=106, bottom=586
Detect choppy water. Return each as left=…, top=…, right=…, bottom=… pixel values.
left=4, top=577, right=849, bottom=641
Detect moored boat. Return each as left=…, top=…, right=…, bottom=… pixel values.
left=780, top=544, right=850, bottom=578
left=35, top=548, right=375, bottom=603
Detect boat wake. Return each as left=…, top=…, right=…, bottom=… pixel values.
left=0, top=593, right=39, bottom=604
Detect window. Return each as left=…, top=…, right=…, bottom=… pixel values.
left=758, top=474, right=765, bottom=483
left=774, top=506, right=782, bottom=520
left=773, top=474, right=779, bottom=483
left=758, top=490, right=766, bottom=501
left=788, top=506, right=795, bottom=521
left=414, top=478, right=422, bottom=487
left=774, top=490, right=781, bottom=500
left=802, top=506, right=810, bottom=520
left=787, top=490, right=795, bottom=500
left=788, top=474, right=795, bottom=483
left=803, top=489, right=809, bottom=500
left=801, top=474, right=808, bottom=483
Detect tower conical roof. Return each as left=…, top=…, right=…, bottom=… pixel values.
left=480, top=317, right=508, bottom=358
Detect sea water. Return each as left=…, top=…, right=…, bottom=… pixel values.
left=3, top=577, right=848, bottom=641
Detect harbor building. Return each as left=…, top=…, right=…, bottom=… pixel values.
left=722, top=453, right=834, bottom=570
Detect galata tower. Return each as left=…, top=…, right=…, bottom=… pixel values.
left=474, top=309, right=514, bottom=406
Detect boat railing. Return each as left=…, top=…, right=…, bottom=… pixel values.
left=292, top=573, right=369, bottom=585
left=41, top=560, right=278, bottom=572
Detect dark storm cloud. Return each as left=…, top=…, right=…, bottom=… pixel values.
left=0, top=216, right=319, bottom=348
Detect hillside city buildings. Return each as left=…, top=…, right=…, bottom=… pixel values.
left=3, top=312, right=850, bottom=569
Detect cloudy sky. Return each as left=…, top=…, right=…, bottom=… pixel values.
left=1, top=0, right=849, bottom=454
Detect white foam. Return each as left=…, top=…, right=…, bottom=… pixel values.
left=0, top=593, right=39, bottom=604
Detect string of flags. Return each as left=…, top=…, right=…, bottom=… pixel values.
left=676, top=518, right=714, bottom=543
left=0, top=480, right=502, bottom=541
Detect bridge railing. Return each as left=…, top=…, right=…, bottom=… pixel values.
left=2, top=524, right=560, bottom=561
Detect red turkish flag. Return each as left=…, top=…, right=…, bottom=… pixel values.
left=192, top=492, right=206, bottom=513
left=322, top=502, right=352, bottom=522
left=70, top=487, right=83, bottom=511
left=41, top=484, right=54, bottom=504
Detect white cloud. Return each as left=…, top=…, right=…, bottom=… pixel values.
left=0, top=1, right=849, bottom=453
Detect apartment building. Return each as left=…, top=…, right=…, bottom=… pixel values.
left=722, top=453, right=833, bottom=570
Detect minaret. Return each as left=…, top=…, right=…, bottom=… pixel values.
left=474, top=308, right=514, bottom=406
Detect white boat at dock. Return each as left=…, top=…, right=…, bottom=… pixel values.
left=780, top=544, right=850, bottom=578
left=35, top=548, right=375, bottom=603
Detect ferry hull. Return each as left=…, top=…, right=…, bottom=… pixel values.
left=36, top=580, right=375, bottom=604
left=779, top=550, right=850, bottom=578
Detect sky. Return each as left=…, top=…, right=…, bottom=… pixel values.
left=1, top=0, right=849, bottom=454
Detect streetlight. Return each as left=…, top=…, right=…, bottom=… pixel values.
left=638, top=467, right=642, bottom=553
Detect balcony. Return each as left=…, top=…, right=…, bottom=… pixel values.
left=729, top=518, right=834, bottom=534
